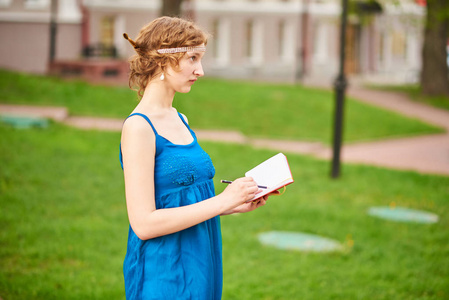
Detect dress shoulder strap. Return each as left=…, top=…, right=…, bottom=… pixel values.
left=177, top=112, right=190, bottom=128
left=127, top=113, right=158, bottom=135
left=120, top=113, right=160, bottom=170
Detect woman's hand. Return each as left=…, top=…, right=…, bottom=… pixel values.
left=220, top=177, right=259, bottom=207
left=220, top=190, right=280, bottom=215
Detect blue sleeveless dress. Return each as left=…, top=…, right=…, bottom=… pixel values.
left=120, top=112, right=223, bottom=300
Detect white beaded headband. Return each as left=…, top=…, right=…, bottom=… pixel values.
left=157, top=46, right=206, bottom=54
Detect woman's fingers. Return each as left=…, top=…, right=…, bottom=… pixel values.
left=225, top=177, right=260, bottom=203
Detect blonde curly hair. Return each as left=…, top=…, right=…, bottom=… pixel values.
left=123, top=17, right=209, bottom=98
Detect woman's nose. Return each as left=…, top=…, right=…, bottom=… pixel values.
left=194, top=62, right=204, bottom=77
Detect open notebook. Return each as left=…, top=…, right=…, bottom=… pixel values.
left=245, top=153, right=294, bottom=201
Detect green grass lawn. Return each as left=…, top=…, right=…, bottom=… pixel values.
left=1, top=123, right=448, bottom=299
left=368, top=84, right=449, bottom=111
left=0, top=69, right=443, bottom=144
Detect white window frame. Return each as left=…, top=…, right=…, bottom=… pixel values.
left=24, top=0, right=50, bottom=9
left=0, top=0, right=12, bottom=8
left=249, top=19, right=263, bottom=66
left=313, top=22, right=328, bottom=64
left=279, top=19, right=295, bottom=63
left=214, top=17, right=231, bottom=67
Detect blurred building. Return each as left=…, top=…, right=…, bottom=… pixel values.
left=0, top=0, right=83, bottom=74
left=0, top=0, right=425, bottom=85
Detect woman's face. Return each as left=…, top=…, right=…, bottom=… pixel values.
left=164, top=46, right=205, bottom=93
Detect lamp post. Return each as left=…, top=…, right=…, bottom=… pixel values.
left=331, top=0, right=349, bottom=178
left=49, top=0, right=58, bottom=64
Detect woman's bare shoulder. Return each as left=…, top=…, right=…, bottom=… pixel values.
left=121, top=115, right=155, bottom=143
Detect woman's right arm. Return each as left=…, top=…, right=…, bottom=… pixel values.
left=121, top=117, right=258, bottom=240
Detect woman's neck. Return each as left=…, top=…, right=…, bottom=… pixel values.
left=138, top=79, right=175, bottom=113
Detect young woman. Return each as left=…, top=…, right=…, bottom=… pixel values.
left=120, top=16, right=274, bottom=299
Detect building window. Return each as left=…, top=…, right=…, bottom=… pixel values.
left=379, top=32, right=384, bottom=62
left=24, top=0, right=49, bottom=9
left=101, top=16, right=115, bottom=47
left=278, top=20, right=286, bottom=58
left=0, top=0, right=12, bottom=7
left=278, top=20, right=295, bottom=63
left=211, top=18, right=230, bottom=66
left=246, top=19, right=263, bottom=65
left=391, top=31, right=406, bottom=60
left=313, top=23, right=328, bottom=64
left=212, top=19, right=220, bottom=60
left=246, top=20, right=254, bottom=59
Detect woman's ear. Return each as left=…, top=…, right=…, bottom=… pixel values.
left=156, top=64, right=164, bottom=76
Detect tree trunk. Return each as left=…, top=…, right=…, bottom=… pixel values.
left=420, top=0, right=449, bottom=96
left=161, top=0, right=184, bottom=17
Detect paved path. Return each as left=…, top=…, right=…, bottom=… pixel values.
left=1, top=87, right=448, bottom=176
left=336, top=88, right=449, bottom=176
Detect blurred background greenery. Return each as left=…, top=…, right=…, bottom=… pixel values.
left=1, top=70, right=448, bottom=299
left=0, top=69, right=443, bottom=143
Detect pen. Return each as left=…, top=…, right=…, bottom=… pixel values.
left=221, top=180, right=267, bottom=189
